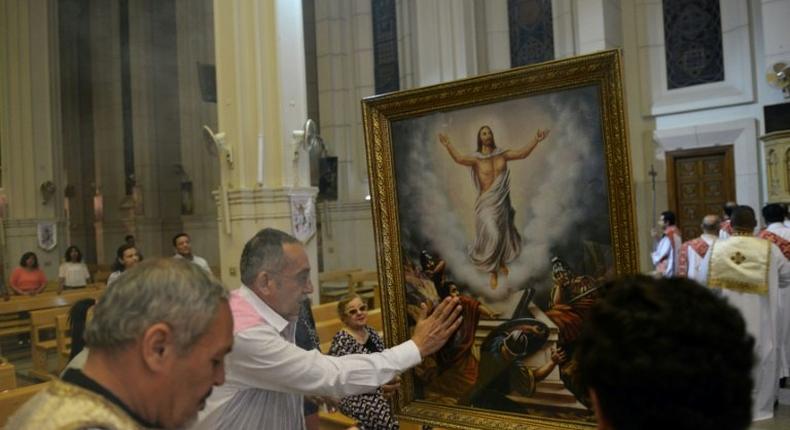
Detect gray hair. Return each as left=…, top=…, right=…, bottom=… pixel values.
left=239, top=228, right=300, bottom=286
left=85, top=258, right=228, bottom=353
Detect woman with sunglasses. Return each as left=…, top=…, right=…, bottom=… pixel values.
left=328, top=295, right=398, bottom=429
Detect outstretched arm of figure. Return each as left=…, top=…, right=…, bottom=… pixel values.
left=504, top=129, right=550, bottom=160
left=438, top=133, right=476, bottom=166
left=533, top=348, right=566, bottom=381
left=479, top=303, right=500, bottom=319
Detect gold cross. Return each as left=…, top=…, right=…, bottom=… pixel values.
left=730, top=252, right=746, bottom=265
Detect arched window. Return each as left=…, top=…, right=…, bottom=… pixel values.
left=508, top=0, right=554, bottom=67
left=372, top=0, right=399, bottom=94
left=662, top=0, right=724, bottom=89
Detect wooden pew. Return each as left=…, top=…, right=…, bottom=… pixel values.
left=0, top=382, right=50, bottom=428
left=0, top=286, right=104, bottom=315
left=54, top=315, right=71, bottom=372
left=318, top=269, right=362, bottom=303
left=0, top=359, right=16, bottom=391
left=28, top=307, right=71, bottom=380
left=310, top=301, right=339, bottom=323
left=347, top=270, right=380, bottom=310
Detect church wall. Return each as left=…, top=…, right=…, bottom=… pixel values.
left=174, top=0, right=220, bottom=268
left=0, top=0, right=66, bottom=280
left=314, top=0, right=379, bottom=271
left=631, top=0, right=788, bottom=272
left=0, top=0, right=222, bottom=277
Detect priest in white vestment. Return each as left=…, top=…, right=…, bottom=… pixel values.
left=651, top=211, right=682, bottom=277
left=677, top=214, right=719, bottom=286
left=758, top=203, right=790, bottom=380
left=708, top=206, right=788, bottom=421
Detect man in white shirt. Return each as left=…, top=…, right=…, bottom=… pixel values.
left=708, top=206, right=789, bottom=421
left=173, top=232, right=211, bottom=273
left=677, top=214, right=719, bottom=286
left=651, top=211, right=682, bottom=277
left=196, top=228, right=462, bottom=429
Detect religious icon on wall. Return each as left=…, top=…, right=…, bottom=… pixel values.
left=37, top=222, right=57, bottom=251
left=290, top=194, right=316, bottom=243
left=361, top=50, right=637, bottom=429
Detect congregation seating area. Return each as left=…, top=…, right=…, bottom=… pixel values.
left=0, top=285, right=105, bottom=427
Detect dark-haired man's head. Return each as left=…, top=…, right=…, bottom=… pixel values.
left=173, top=233, right=192, bottom=258
left=575, top=276, right=754, bottom=430
left=731, top=205, right=757, bottom=233
left=701, top=214, right=721, bottom=235
left=723, top=201, right=738, bottom=219
left=659, top=211, right=676, bottom=227
left=761, top=203, right=786, bottom=225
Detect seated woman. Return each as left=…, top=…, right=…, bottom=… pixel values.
left=9, top=252, right=47, bottom=296
left=60, top=297, right=96, bottom=374
left=58, top=246, right=91, bottom=292
left=106, top=244, right=140, bottom=287
left=328, top=295, right=398, bottom=430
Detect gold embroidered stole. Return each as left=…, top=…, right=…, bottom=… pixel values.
left=708, top=236, right=770, bottom=295
left=6, top=379, right=142, bottom=430
left=758, top=230, right=790, bottom=260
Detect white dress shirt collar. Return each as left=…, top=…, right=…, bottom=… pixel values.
left=238, top=285, right=290, bottom=334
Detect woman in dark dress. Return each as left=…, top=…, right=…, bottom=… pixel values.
left=328, top=295, right=398, bottom=430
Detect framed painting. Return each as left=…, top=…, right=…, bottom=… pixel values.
left=361, top=50, right=638, bottom=429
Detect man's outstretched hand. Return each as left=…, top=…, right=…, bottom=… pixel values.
left=410, top=296, right=463, bottom=358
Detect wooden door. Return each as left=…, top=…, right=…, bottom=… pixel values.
left=667, top=146, right=735, bottom=240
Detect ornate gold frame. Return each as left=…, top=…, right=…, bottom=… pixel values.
left=361, top=49, right=637, bottom=430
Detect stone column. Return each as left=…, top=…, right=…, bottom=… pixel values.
left=0, top=0, right=65, bottom=278
left=212, top=0, right=318, bottom=294
left=574, top=0, right=622, bottom=54
left=398, top=0, right=479, bottom=87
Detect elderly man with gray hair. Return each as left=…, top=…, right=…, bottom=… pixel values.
left=196, top=228, right=463, bottom=429
left=8, top=258, right=234, bottom=430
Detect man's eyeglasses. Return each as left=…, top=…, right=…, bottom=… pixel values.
left=347, top=305, right=367, bottom=316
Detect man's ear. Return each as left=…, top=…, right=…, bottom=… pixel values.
left=141, top=322, right=176, bottom=373
left=589, top=388, right=612, bottom=430
left=254, top=271, right=274, bottom=295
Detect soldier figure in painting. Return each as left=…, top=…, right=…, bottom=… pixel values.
left=438, top=125, right=550, bottom=289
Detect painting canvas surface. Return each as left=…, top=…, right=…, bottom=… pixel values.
left=390, top=85, right=610, bottom=421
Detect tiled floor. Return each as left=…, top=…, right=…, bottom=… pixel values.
left=751, top=404, right=790, bottom=430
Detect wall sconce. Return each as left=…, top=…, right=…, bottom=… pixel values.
left=40, top=181, right=56, bottom=205
left=292, top=119, right=323, bottom=162
left=767, top=62, right=790, bottom=98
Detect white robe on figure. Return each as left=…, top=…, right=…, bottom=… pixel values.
left=709, top=236, right=788, bottom=421
left=468, top=151, right=522, bottom=273
left=759, top=223, right=790, bottom=379
left=682, top=234, right=716, bottom=286
left=651, top=226, right=681, bottom=277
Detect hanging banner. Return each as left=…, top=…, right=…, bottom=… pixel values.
left=37, top=222, right=57, bottom=251
left=290, top=194, right=316, bottom=243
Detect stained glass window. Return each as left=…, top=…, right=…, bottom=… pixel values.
left=663, top=0, right=724, bottom=89
left=508, top=0, right=554, bottom=67
left=371, top=0, right=399, bottom=94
